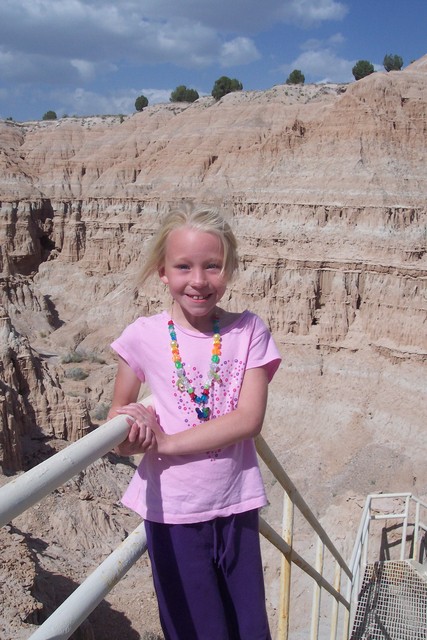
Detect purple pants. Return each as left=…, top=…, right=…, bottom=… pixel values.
left=145, top=509, right=271, bottom=640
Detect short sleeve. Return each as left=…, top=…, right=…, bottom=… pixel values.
left=111, top=319, right=146, bottom=382
left=246, top=314, right=281, bottom=382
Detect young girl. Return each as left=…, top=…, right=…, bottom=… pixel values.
left=109, top=204, right=281, bottom=640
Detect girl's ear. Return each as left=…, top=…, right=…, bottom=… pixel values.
left=158, top=266, right=168, bottom=284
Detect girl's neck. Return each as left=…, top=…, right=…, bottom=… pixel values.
left=170, top=303, right=221, bottom=333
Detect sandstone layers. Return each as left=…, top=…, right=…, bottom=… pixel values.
left=0, top=56, right=426, bottom=638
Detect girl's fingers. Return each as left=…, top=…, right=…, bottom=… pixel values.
left=117, top=403, right=151, bottom=417
left=126, top=422, right=139, bottom=443
left=113, top=403, right=160, bottom=454
left=118, top=404, right=161, bottom=432
left=141, top=427, right=152, bottom=446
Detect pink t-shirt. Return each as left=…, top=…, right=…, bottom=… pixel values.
left=111, top=310, right=281, bottom=524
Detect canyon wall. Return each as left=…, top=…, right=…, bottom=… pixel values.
left=0, top=55, right=426, bottom=638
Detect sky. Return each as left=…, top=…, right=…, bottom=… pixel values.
left=0, top=0, right=426, bottom=122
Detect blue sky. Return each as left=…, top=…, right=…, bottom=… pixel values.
left=0, top=0, right=425, bottom=122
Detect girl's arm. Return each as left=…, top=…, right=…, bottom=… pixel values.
left=108, top=357, right=156, bottom=455
left=116, top=365, right=269, bottom=456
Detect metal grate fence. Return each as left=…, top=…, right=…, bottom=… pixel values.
left=351, top=560, right=427, bottom=640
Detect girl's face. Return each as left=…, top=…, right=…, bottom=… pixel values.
left=159, top=227, right=228, bottom=330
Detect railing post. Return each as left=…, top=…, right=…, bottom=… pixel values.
left=413, top=500, right=420, bottom=561
left=310, top=537, right=324, bottom=640
left=400, top=494, right=410, bottom=561
left=360, top=501, right=370, bottom=588
left=28, top=522, right=148, bottom=640
left=343, top=608, right=351, bottom=640
left=278, top=492, right=293, bottom=640
left=330, top=561, right=341, bottom=640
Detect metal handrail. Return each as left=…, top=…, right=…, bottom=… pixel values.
left=346, top=491, right=427, bottom=630
left=6, top=410, right=423, bottom=640
left=28, top=523, right=148, bottom=640
left=349, top=492, right=427, bottom=573
left=0, top=396, right=153, bottom=528
left=0, top=414, right=129, bottom=527
left=1, top=409, right=355, bottom=640
left=258, top=516, right=349, bottom=608
left=255, top=435, right=353, bottom=640
left=256, top=435, right=352, bottom=578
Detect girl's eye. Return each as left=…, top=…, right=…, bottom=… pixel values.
left=176, top=264, right=190, bottom=270
left=207, top=263, right=221, bottom=270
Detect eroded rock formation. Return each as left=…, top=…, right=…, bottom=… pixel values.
left=0, top=303, right=91, bottom=473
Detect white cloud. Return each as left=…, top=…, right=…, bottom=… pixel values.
left=0, top=0, right=352, bottom=119
left=0, top=47, right=79, bottom=83
left=328, top=32, right=345, bottom=46
left=279, top=30, right=356, bottom=83
left=0, top=48, right=16, bottom=76
left=141, top=88, right=174, bottom=104
left=51, top=87, right=132, bottom=116
left=48, top=85, right=176, bottom=117
left=115, top=0, right=347, bottom=31
left=283, top=48, right=354, bottom=83
left=301, top=32, right=345, bottom=51
left=70, top=59, right=97, bottom=81
left=220, top=37, right=260, bottom=67
left=141, top=20, right=220, bottom=67
left=0, top=1, right=348, bottom=65
left=277, top=0, right=348, bottom=27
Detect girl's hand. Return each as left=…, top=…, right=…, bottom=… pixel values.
left=114, top=403, right=159, bottom=456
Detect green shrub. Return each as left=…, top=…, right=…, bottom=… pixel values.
left=352, top=60, right=374, bottom=81
left=65, top=368, right=88, bottom=381
left=61, top=351, right=84, bottom=364
left=86, top=352, right=106, bottom=364
left=286, top=69, right=305, bottom=85
left=91, top=403, right=110, bottom=421
left=211, top=76, right=243, bottom=100
left=383, top=54, right=403, bottom=72
left=170, top=85, right=199, bottom=102
left=61, top=350, right=105, bottom=365
left=42, top=110, right=57, bottom=120
left=135, top=95, right=149, bottom=111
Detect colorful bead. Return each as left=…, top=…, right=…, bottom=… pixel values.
left=196, top=407, right=210, bottom=419
left=168, top=315, right=221, bottom=421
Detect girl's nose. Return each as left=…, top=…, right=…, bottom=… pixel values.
left=190, top=269, right=207, bottom=286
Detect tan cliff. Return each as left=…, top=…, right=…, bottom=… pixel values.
left=0, top=56, right=426, bottom=638
left=0, top=300, right=92, bottom=471
left=2, top=62, right=427, bottom=207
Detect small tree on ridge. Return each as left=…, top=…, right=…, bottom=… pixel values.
left=383, top=54, right=403, bottom=72
left=211, top=76, right=243, bottom=101
left=352, top=60, right=375, bottom=81
left=135, top=95, right=149, bottom=111
left=170, top=85, right=199, bottom=102
left=42, top=110, right=57, bottom=121
left=286, top=69, right=305, bottom=85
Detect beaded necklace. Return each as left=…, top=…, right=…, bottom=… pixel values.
left=168, top=315, right=221, bottom=420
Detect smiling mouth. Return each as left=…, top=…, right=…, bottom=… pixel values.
left=187, top=294, right=210, bottom=300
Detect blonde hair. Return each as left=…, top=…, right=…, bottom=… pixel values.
left=139, top=203, right=239, bottom=284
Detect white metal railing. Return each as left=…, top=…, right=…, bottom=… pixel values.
left=0, top=410, right=147, bottom=640
left=3, top=407, right=423, bottom=640
left=0, top=413, right=130, bottom=527
left=0, top=404, right=355, bottom=640
left=255, top=436, right=353, bottom=640
left=347, top=491, right=427, bottom=620
left=27, top=522, right=147, bottom=640
left=1, top=409, right=354, bottom=640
